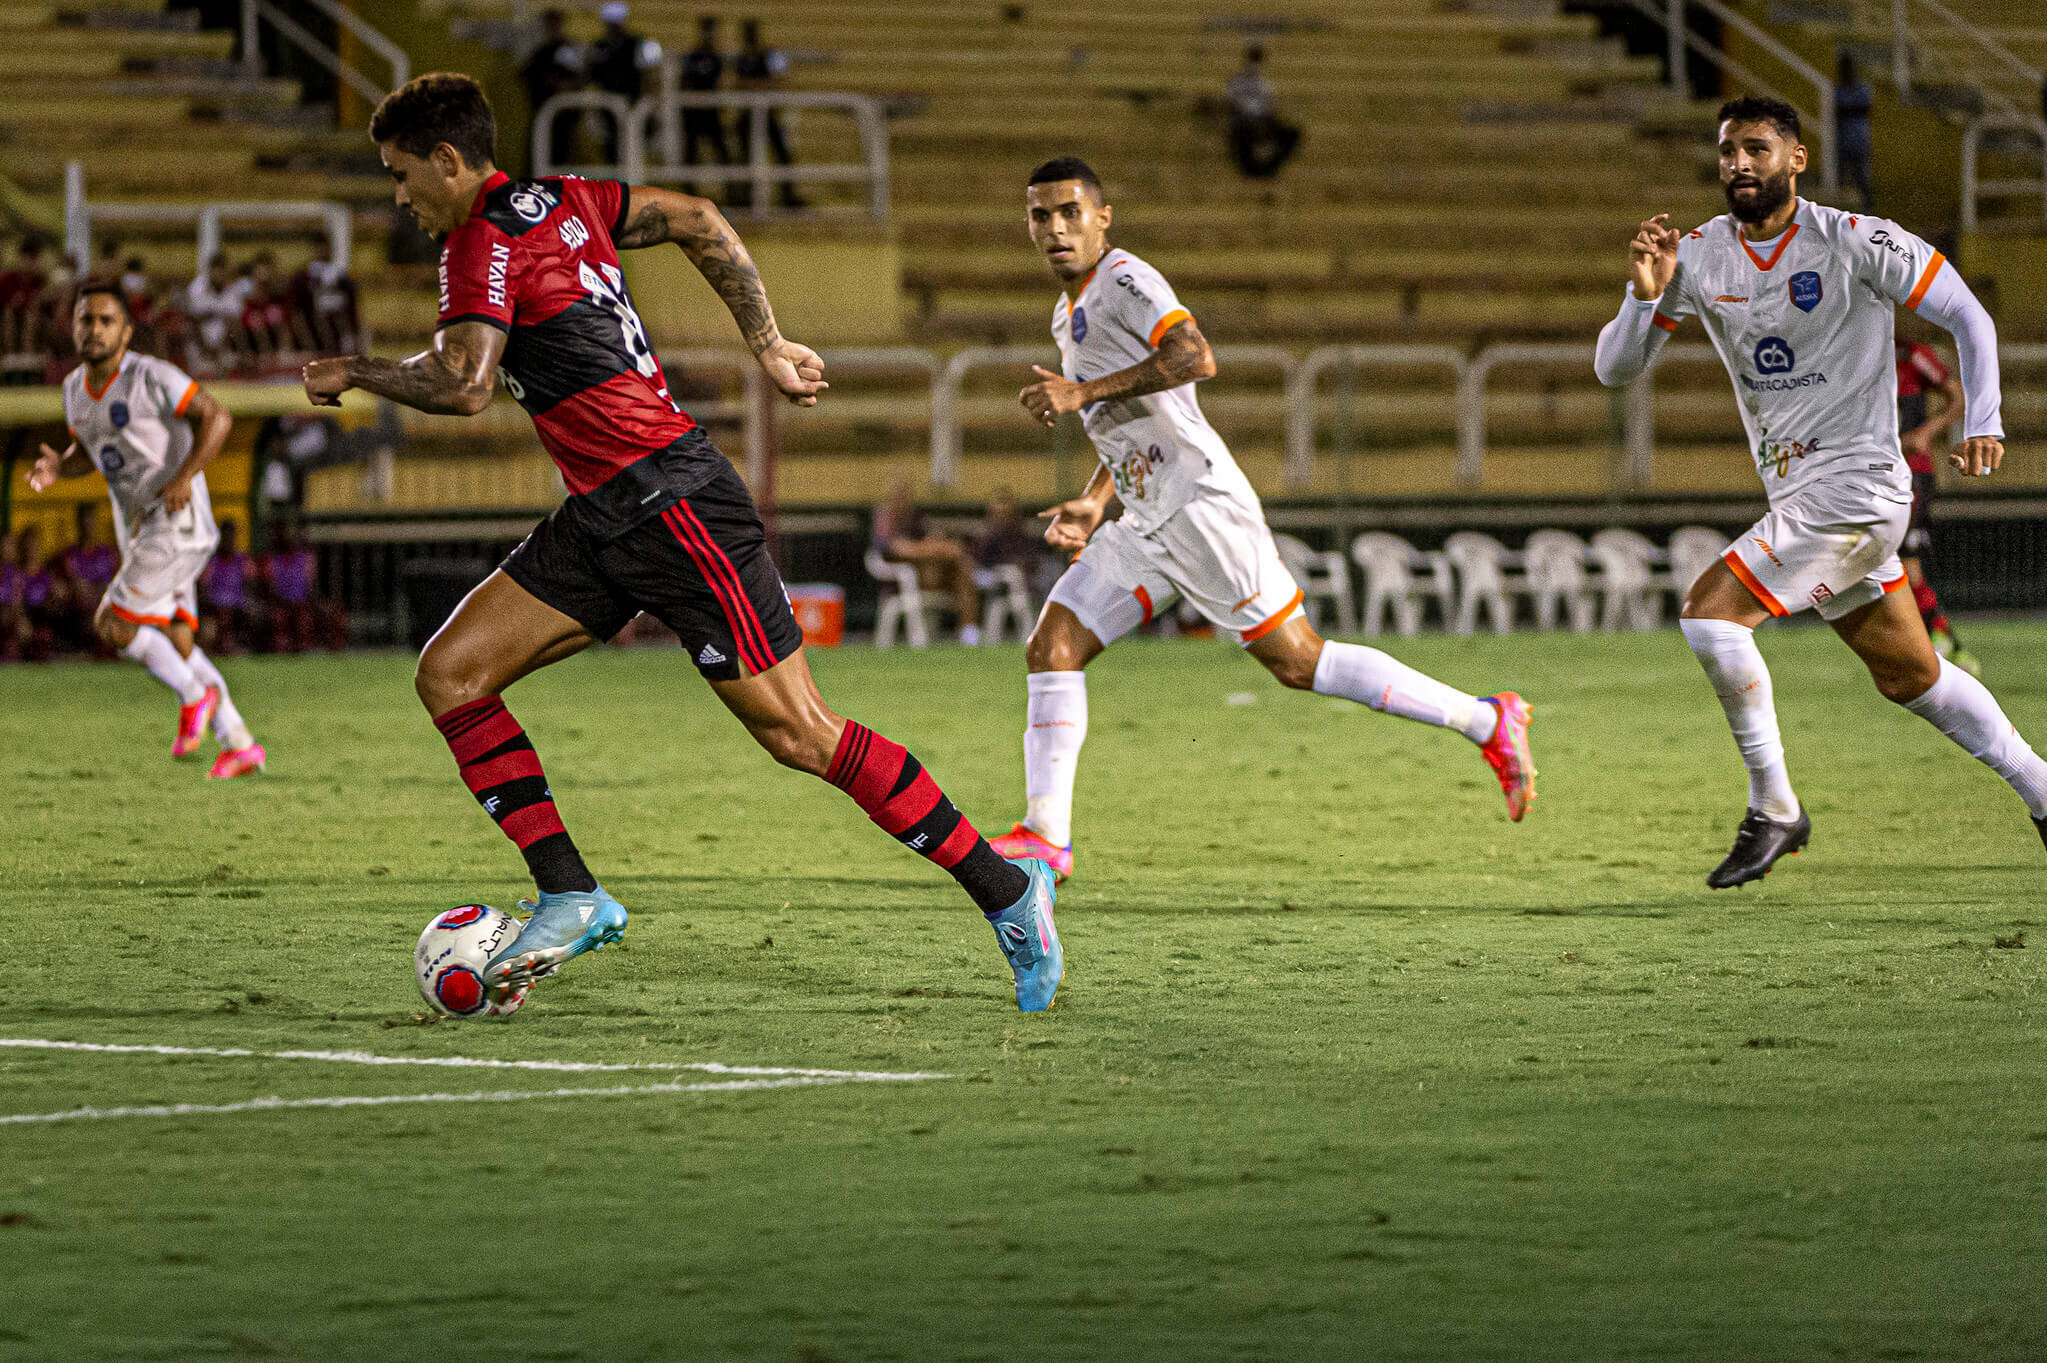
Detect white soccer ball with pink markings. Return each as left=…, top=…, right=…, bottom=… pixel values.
left=414, top=904, right=529, bottom=1018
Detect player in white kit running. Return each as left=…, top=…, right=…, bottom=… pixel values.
left=1594, top=97, right=2047, bottom=886
left=28, top=283, right=266, bottom=777
left=987, top=159, right=1536, bottom=881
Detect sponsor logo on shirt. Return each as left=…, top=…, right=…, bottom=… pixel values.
left=1809, top=582, right=1834, bottom=606
left=510, top=184, right=556, bottom=223
left=1754, top=336, right=1795, bottom=374
left=559, top=215, right=590, bottom=251
left=1789, top=271, right=1822, bottom=312
left=1757, top=436, right=1822, bottom=480
left=487, top=242, right=512, bottom=308
left=1868, top=228, right=1910, bottom=260
left=1749, top=535, right=1785, bottom=567
left=1715, top=294, right=1749, bottom=303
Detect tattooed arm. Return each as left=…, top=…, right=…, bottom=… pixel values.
left=1019, top=318, right=1216, bottom=427
left=302, top=322, right=505, bottom=417
left=615, top=185, right=827, bottom=406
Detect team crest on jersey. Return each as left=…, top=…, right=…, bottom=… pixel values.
left=509, top=184, right=557, bottom=223
left=1789, top=271, right=1822, bottom=312
left=109, top=400, right=129, bottom=429
left=1753, top=336, right=1795, bottom=375
left=1070, top=306, right=1088, bottom=343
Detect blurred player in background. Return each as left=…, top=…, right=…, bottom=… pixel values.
left=28, top=283, right=266, bottom=777
left=1595, top=97, right=2047, bottom=886
left=1894, top=329, right=1979, bottom=674
left=304, top=74, right=1061, bottom=1011
left=988, top=158, right=1535, bottom=882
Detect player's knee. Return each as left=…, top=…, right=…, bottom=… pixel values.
left=1263, top=650, right=1318, bottom=691
left=93, top=609, right=129, bottom=649
left=414, top=649, right=489, bottom=713
left=758, top=717, right=835, bottom=776
left=1873, top=658, right=1939, bottom=706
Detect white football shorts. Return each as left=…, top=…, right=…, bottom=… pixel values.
left=1723, top=486, right=1910, bottom=622
left=1047, top=491, right=1303, bottom=647
left=106, top=520, right=217, bottom=631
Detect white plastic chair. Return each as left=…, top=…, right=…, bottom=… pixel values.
left=973, top=564, right=1034, bottom=644
left=865, top=547, right=941, bottom=648
left=1442, top=531, right=1523, bottom=635
left=1589, top=528, right=1663, bottom=630
left=1521, top=529, right=1595, bottom=632
left=1349, top=531, right=1437, bottom=636
left=1273, top=533, right=1357, bottom=635
left=1666, top=525, right=1729, bottom=608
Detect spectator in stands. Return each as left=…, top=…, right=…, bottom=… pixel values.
left=0, top=530, right=29, bottom=662
left=290, top=236, right=360, bottom=356
left=185, top=255, right=251, bottom=375
left=199, top=519, right=257, bottom=655
left=589, top=1, right=663, bottom=162
left=10, top=525, right=58, bottom=661
left=523, top=8, right=585, bottom=171
left=733, top=19, right=804, bottom=210
left=680, top=15, right=733, bottom=197
left=874, top=479, right=981, bottom=644
left=55, top=500, right=118, bottom=654
left=260, top=521, right=346, bottom=653
left=0, top=237, right=50, bottom=380
left=972, top=488, right=1054, bottom=595
left=117, top=254, right=157, bottom=343
left=240, top=253, right=294, bottom=369
left=1835, top=54, right=1874, bottom=211
left=34, top=252, right=79, bottom=385
left=1226, top=45, right=1301, bottom=179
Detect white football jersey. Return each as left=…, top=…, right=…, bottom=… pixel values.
left=1050, top=248, right=1255, bottom=533
left=62, top=351, right=215, bottom=554
left=1652, top=200, right=1942, bottom=506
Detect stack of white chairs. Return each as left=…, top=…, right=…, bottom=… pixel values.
left=1273, top=533, right=1358, bottom=636
left=1442, top=531, right=1526, bottom=635
left=1588, top=528, right=1664, bottom=630
left=866, top=547, right=944, bottom=648
left=973, top=565, right=1035, bottom=644
left=1521, top=529, right=1596, bottom=632
left=1349, top=531, right=1449, bottom=636
left=1665, top=525, right=1729, bottom=607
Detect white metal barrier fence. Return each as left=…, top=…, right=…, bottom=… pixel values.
left=63, top=162, right=353, bottom=273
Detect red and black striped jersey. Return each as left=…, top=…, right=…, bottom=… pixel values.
left=438, top=172, right=697, bottom=495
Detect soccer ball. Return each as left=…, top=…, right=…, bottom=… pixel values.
left=414, top=904, right=530, bottom=1018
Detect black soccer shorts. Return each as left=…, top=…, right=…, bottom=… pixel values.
left=502, top=456, right=803, bottom=681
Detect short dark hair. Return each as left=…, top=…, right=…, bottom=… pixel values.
left=75, top=281, right=128, bottom=317
left=1027, top=157, right=1104, bottom=202
left=369, top=72, right=497, bottom=169
left=1716, top=95, right=1801, bottom=143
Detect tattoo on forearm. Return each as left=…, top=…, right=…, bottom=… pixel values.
left=678, top=211, right=778, bottom=355
left=346, top=351, right=487, bottom=416
left=616, top=201, right=672, bottom=250
left=1086, top=327, right=1212, bottom=404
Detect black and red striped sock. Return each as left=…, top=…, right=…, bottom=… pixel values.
left=1913, top=582, right=1951, bottom=637
left=826, top=721, right=1030, bottom=917
left=433, top=696, right=597, bottom=895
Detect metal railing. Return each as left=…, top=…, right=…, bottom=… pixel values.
left=1962, top=115, right=2047, bottom=233
left=533, top=88, right=890, bottom=221
left=63, top=162, right=353, bottom=271
left=1626, top=0, right=1838, bottom=192
left=1291, top=346, right=1467, bottom=488
left=240, top=0, right=409, bottom=104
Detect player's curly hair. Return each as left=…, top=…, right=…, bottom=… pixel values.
left=1027, top=157, right=1104, bottom=202
left=370, top=72, right=498, bottom=169
left=1716, top=96, right=1801, bottom=143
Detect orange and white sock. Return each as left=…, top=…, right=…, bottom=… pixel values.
left=1311, top=641, right=1497, bottom=744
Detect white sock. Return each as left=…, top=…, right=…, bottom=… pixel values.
left=1310, top=641, right=1497, bottom=744
left=185, top=645, right=254, bottom=750
left=123, top=627, right=206, bottom=705
left=1681, top=618, right=1800, bottom=820
left=1022, top=670, right=1087, bottom=846
left=1905, top=657, right=2047, bottom=818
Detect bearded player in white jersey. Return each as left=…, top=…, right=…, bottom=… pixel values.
left=988, top=158, right=1536, bottom=880
left=1596, top=97, right=2047, bottom=886
left=27, top=283, right=266, bottom=777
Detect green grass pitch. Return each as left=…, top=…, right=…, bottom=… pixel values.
left=2, top=625, right=2043, bottom=1361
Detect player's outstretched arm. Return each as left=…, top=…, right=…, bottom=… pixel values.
left=1594, top=215, right=1681, bottom=388
left=302, top=322, right=504, bottom=417
left=26, top=441, right=94, bottom=491
left=614, top=184, right=826, bottom=407
left=159, top=386, right=232, bottom=515
left=1019, top=317, right=1215, bottom=426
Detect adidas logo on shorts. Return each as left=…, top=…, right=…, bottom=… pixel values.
left=697, top=644, right=727, bottom=665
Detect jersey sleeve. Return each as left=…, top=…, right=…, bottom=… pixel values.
left=1849, top=217, right=1945, bottom=309
left=1648, top=232, right=1705, bottom=333
left=583, top=178, right=632, bottom=243
left=144, top=356, right=199, bottom=420
left=1103, top=257, right=1193, bottom=348
left=437, top=219, right=521, bottom=332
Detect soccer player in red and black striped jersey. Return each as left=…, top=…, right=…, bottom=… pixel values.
left=302, top=74, right=1062, bottom=1011
left=1895, top=335, right=1980, bottom=675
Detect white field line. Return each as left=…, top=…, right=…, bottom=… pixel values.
left=0, top=1037, right=947, bottom=1081
left=0, top=1075, right=925, bottom=1126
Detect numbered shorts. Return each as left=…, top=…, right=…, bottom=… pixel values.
left=107, top=523, right=215, bottom=630
left=501, top=460, right=803, bottom=682
left=1048, top=493, right=1303, bottom=647
left=1723, top=493, right=1910, bottom=621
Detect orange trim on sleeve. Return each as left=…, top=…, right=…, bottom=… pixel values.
left=1650, top=311, right=1679, bottom=333
left=1238, top=589, right=1305, bottom=643
left=1904, top=252, right=1946, bottom=312
left=1133, top=584, right=1154, bottom=625
left=1722, top=549, right=1789, bottom=618
left=1147, top=308, right=1192, bottom=348
left=1880, top=573, right=1908, bottom=596
left=109, top=603, right=174, bottom=628
left=174, top=381, right=197, bottom=417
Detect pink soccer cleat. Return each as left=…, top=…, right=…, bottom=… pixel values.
left=988, top=822, right=1073, bottom=883
left=1478, top=692, right=1537, bottom=822
left=174, top=686, right=220, bottom=758
left=207, top=743, right=266, bottom=779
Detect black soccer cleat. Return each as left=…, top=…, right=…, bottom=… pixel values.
left=1707, top=808, right=1811, bottom=889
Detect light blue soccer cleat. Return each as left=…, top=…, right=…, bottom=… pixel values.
left=484, top=885, right=627, bottom=994
left=989, top=858, right=1063, bottom=1012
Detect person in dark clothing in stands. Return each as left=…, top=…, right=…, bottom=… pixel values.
left=733, top=18, right=804, bottom=210
left=588, top=1, right=662, bottom=163
left=680, top=14, right=733, bottom=198
left=522, top=8, right=585, bottom=171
